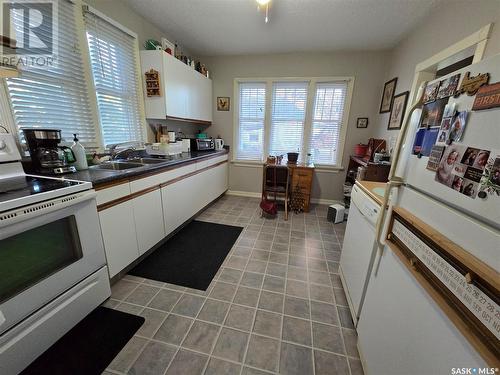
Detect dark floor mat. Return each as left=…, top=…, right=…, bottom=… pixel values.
left=128, top=220, right=243, bottom=290
left=21, top=306, right=144, bottom=375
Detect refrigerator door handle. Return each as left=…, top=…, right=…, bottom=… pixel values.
left=374, top=82, right=426, bottom=258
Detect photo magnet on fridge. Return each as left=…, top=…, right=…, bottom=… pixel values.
left=472, top=82, right=500, bottom=111
left=447, top=111, right=468, bottom=143
left=421, top=127, right=440, bottom=157
left=479, top=150, right=500, bottom=197
left=420, top=98, right=448, bottom=128
left=435, top=144, right=466, bottom=187
left=426, top=145, right=445, bottom=171
left=437, top=73, right=461, bottom=99
left=423, top=81, right=440, bottom=103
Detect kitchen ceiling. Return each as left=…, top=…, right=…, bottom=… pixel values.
left=123, top=0, right=446, bottom=56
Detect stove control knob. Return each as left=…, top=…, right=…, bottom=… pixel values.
left=0, top=140, right=6, bottom=150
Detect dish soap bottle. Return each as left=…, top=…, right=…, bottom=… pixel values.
left=71, top=133, right=88, bottom=170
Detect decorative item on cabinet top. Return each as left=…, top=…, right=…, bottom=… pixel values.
left=144, top=69, right=161, bottom=97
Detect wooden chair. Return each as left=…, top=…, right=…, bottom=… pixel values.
left=262, top=164, right=290, bottom=220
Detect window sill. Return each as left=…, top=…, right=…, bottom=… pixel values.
left=231, top=160, right=264, bottom=168
left=314, top=165, right=344, bottom=173
left=231, top=160, right=343, bottom=172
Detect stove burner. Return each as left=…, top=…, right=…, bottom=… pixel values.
left=0, top=176, right=82, bottom=204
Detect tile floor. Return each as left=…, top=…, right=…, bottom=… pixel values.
left=103, top=195, right=363, bottom=375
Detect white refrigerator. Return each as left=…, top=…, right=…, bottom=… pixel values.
left=357, top=53, right=500, bottom=374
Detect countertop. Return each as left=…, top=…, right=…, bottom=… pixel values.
left=355, top=180, right=387, bottom=206
left=67, top=149, right=228, bottom=187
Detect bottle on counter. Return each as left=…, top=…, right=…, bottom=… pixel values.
left=71, top=133, right=88, bottom=170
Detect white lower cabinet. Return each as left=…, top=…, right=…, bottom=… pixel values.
left=161, top=173, right=198, bottom=236
left=99, top=201, right=139, bottom=278
left=132, top=189, right=165, bottom=255
left=99, top=159, right=229, bottom=278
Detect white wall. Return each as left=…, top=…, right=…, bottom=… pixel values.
left=202, top=51, right=389, bottom=201
left=371, top=0, right=500, bottom=142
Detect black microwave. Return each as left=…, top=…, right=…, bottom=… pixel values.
left=190, top=138, right=214, bottom=151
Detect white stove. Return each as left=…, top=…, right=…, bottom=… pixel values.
left=0, top=133, right=111, bottom=374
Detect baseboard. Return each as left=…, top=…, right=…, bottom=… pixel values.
left=226, top=190, right=261, bottom=198
left=226, top=190, right=343, bottom=206
left=311, top=198, right=343, bottom=206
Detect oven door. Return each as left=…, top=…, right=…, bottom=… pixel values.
left=0, top=190, right=106, bottom=334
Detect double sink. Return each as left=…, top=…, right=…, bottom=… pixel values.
left=91, top=157, right=176, bottom=171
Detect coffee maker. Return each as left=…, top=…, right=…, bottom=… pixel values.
left=22, top=128, right=77, bottom=174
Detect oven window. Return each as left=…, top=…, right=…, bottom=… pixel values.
left=0, top=216, right=83, bottom=304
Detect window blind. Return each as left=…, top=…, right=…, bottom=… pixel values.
left=269, top=81, right=308, bottom=157
left=309, top=82, right=348, bottom=165
left=84, top=9, right=144, bottom=147
left=5, top=0, right=98, bottom=146
left=237, top=82, right=266, bottom=161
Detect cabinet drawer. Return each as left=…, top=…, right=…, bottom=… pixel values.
left=292, top=172, right=313, bottom=188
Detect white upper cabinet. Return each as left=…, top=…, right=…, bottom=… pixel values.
left=140, top=50, right=212, bottom=124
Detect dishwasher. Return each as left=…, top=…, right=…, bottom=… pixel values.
left=339, top=183, right=380, bottom=326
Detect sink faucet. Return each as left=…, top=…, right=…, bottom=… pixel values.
left=107, top=141, right=143, bottom=160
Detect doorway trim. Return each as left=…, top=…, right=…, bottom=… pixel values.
left=408, top=23, right=492, bottom=105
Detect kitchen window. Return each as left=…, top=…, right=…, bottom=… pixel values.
left=235, top=82, right=266, bottom=160
left=3, top=0, right=100, bottom=147
left=234, top=77, right=353, bottom=168
left=309, top=82, right=349, bottom=166
left=269, top=81, right=308, bottom=157
left=83, top=6, right=146, bottom=147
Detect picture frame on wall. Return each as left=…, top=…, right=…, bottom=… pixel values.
left=387, top=91, right=409, bottom=130
left=217, top=97, right=230, bottom=111
left=379, top=77, right=398, bottom=113
left=356, top=117, right=368, bottom=128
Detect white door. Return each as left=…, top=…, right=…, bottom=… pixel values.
left=132, top=189, right=165, bottom=255
left=400, top=53, right=500, bottom=228
left=357, top=246, right=485, bottom=375
left=162, top=174, right=198, bottom=236
left=99, top=201, right=139, bottom=277
left=0, top=191, right=106, bottom=334
left=339, top=195, right=377, bottom=323
left=163, top=53, right=189, bottom=119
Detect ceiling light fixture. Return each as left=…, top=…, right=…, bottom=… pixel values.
left=256, top=0, right=271, bottom=23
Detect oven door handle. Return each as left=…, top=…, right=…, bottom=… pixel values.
left=0, top=190, right=97, bottom=228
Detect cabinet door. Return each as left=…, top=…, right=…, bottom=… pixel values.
left=99, top=202, right=139, bottom=278
left=161, top=174, right=199, bottom=236
left=132, top=189, right=165, bottom=255
left=190, top=73, right=212, bottom=122
left=140, top=50, right=167, bottom=119
left=163, top=53, right=189, bottom=119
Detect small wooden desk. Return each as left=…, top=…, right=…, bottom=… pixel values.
left=263, top=162, right=315, bottom=212
left=288, top=162, right=315, bottom=212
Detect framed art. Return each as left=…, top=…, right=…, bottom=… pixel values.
left=217, top=97, right=230, bottom=111
left=387, top=91, right=409, bottom=130
left=356, top=117, right=368, bottom=128
left=379, top=77, right=397, bottom=113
